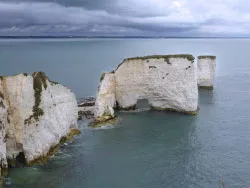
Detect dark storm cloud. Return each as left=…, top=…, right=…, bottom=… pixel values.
left=1, top=0, right=114, bottom=9
left=0, top=0, right=249, bottom=36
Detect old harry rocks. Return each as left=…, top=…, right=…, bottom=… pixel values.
left=197, top=56, right=216, bottom=89
left=94, top=54, right=214, bottom=123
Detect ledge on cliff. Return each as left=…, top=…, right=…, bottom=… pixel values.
left=198, top=55, right=216, bottom=60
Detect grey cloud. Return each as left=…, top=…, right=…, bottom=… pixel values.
left=0, top=0, right=249, bottom=36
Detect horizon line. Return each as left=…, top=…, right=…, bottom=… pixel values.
left=1, top=36, right=250, bottom=39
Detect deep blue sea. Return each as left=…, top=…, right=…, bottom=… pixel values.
left=1, top=38, right=250, bottom=188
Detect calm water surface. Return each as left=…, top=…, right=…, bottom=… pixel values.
left=1, top=38, right=250, bottom=187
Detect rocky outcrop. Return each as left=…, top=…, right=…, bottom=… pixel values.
left=94, top=54, right=199, bottom=123
left=78, top=97, right=96, bottom=107
left=197, top=56, right=216, bottom=89
left=0, top=72, right=79, bottom=173
left=94, top=73, right=116, bottom=123
left=78, top=97, right=96, bottom=119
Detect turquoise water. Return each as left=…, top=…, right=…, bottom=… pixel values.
left=1, top=38, right=250, bottom=187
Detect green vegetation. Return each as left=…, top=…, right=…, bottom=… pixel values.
left=26, top=144, right=60, bottom=167
left=0, top=91, right=4, bottom=99
left=33, top=72, right=48, bottom=89
left=90, top=116, right=118, bottom=128
left=100, top=73, right=106, bottom=82
left=32, top=72, right=46, bottom=118
left=25, top=72, right=48, bottom=125
left=198, top=55, right=216, bottom=60
left=198, top=85, right=214, bottom=90
left=0, top=101, right=5, bottom=109
left=59, top=129, right=81, bottom=144
left=48, top=80, right=59, bottom=85
left=114, top=54, right=195, bottom=71
left=125, top=54, right=195, bottom=63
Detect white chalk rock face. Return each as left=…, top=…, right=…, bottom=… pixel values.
left=94, top=73, right=116, bottom=120
left=197, top=56, right=216, bottom=89
left=94, top=55, right=199, bottom=121
left=115, top=55, right=198, bottom=113
left=0, top=72, right=78, bottom=169
left=0, top=82, right=8, bottom=174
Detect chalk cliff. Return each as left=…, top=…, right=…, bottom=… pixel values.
left=0, top=72, right=79, bottom=173
left=197, top=56, right=216, bottom=89
left=94, top=73, right=116, bottom=123
left=0, top=85, right=8, bottom=175
left=94, top=54, right=199, bottom=122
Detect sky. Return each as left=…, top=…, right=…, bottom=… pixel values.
left=0, top=0, right=250, bottom=37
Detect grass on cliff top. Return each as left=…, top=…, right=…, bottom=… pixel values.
left=125, top=54, right=195, bottom=62
left=100, top=72, right=106, bottom=82
left=198, top=55, right=216, bottom=60
left=112, top=54, right=195, bottom=72
left=0, top=73, right=58, bottom=85
left=114, top=54, right=195, bottom=71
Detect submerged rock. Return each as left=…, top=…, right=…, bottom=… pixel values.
left=197, top=56, right=216, bottom=89
left=89, top=116, right=119, bottom=128
left=78, top=107, right=95, bottom=119
left=94, top=54, right=199, bottom=123
left=0, top=72, right=79, bottom=174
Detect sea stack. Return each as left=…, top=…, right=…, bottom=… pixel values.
left=94, top=54, right=199, bottom=124
left=0, top=72, right=79, bottom=174
left=197, top=56, right=216, bottom=89
left=94, top=73, right=116, bottom=123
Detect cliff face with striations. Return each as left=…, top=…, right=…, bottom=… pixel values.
left=197, top=56, right=216, bottom=89
left=94, top=54, right=199, bottom=123
left=0, top=72, right=79, bottom=173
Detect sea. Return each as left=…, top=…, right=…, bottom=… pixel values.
left=1, top=38, right=250, bottom=188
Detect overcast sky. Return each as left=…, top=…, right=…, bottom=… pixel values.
left=0, top=0, right=249, bottom=36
